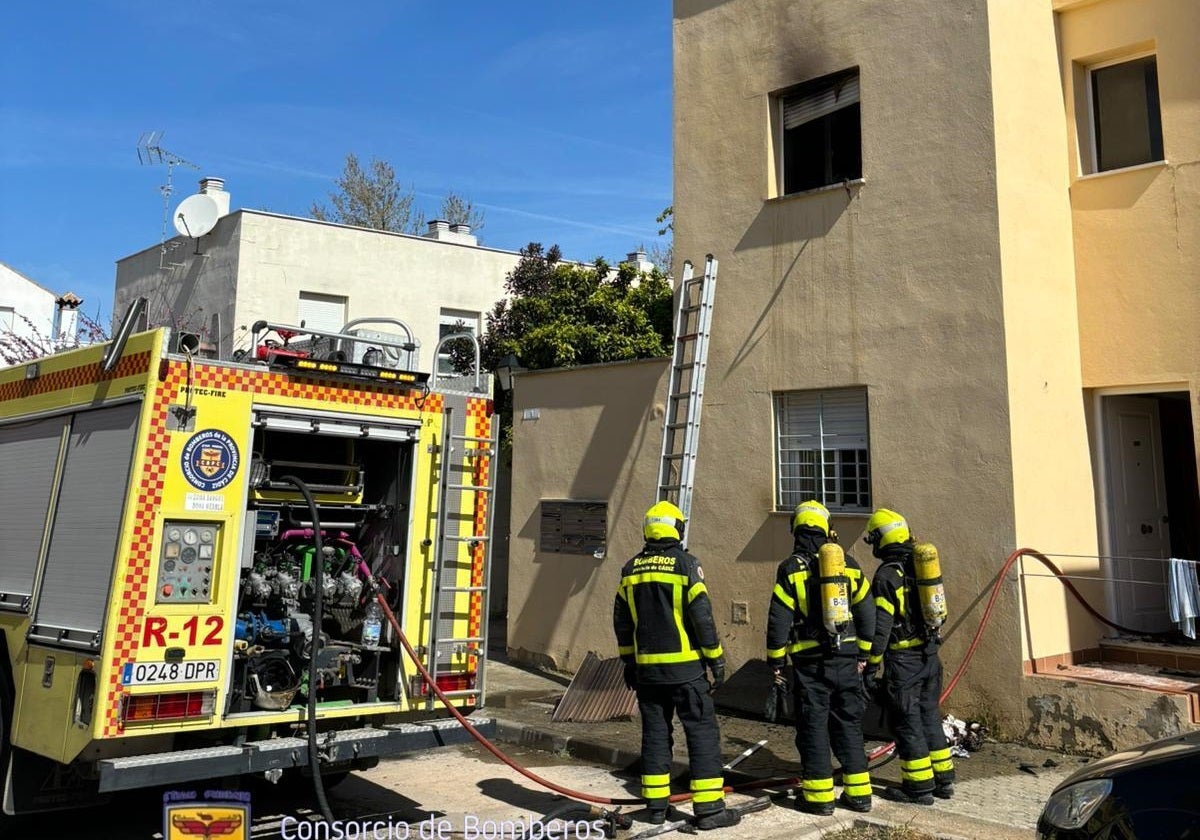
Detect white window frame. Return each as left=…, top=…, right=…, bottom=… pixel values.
left=1084, top=50, right=1164, bottom=176
left=773, top=388, right=871, bottom=513
left=437, top=308, right=480, bottom=377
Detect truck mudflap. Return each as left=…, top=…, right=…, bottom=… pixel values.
left=96, top=716, right=495, bottom=793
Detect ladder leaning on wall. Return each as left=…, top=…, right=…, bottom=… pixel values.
left=655, top=254, right=718, bottom=546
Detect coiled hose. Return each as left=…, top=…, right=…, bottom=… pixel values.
left=378, top=546, right=1141, bottom=806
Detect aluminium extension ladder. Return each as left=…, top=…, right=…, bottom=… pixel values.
left=424, top=405, right=498, bottom=708
left=656, top=254, right=718, bottom=545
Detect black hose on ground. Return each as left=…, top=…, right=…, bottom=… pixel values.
left=540, top=801, right=632, bottom=837
left=280, top=476, right=334, bottom=824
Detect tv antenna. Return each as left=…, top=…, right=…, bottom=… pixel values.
left=137, top=131, right=200, bottom=268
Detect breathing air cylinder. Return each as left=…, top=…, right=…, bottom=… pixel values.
left=817, top=543, right=851, bottom=639
left=912, top=541, right=948, bottom=636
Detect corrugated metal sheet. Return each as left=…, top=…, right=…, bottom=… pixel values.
left=552, top=652, right=638, bottom=723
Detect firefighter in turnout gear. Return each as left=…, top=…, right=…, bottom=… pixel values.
left=863, top=509, right=956, bottom=804
left=613, top=501, right=740, bottom=831
left=766, top=500, right=876, bottom=815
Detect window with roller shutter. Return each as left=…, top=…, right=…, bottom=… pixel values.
left=774, top=388, right=871, bottom=513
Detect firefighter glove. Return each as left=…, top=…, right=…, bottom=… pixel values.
left=861, top=663, right=880, bottom=696
left=707, top=656, right=727, bottom=691
left=622, top=660, right=638, bottom=691
left=764, top=667, right=792, bottom=722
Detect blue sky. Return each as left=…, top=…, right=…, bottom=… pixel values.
left=0, top=1, right=672, bottom=323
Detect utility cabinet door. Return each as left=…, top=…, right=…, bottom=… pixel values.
left=29, top=402, right=141, bottom=650
left=0, top=416, right=69, bottom=613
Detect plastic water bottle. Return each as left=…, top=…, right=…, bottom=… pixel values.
left=361, top=600, right=382, bottom=648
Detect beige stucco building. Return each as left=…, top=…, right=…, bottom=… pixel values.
left=508, top=0, right=1200, bottom=752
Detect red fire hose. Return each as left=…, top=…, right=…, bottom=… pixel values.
left=377, top=547, right=1138, bottom=806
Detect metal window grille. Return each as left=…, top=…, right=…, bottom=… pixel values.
left=540, top=500, right=607, bottom=556
left=774, top=389, right=870, bottom=513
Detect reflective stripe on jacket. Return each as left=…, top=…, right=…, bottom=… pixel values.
left=613, top=539, right=723, bottom=684
left=765, top=542, right=874, bottom=666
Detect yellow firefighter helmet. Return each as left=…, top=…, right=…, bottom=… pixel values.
left=644, top=500, right=687, bottom=541
left=864, top=508, right=910, bottom=549
left=791, top=500, right=830, bottom=535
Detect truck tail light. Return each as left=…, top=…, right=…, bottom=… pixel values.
left=410, top=672, right=475, bottom=698
left=121, top=690, right=215, bottom=723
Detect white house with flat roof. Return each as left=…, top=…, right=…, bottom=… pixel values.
left=112, top=178, right=526, bottom=379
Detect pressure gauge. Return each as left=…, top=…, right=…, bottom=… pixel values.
left=183, top=529, right=199, bottom=546
left=167, top=528, right=181, bottom=542
left=181, top=547, right=198, bottom=565
left=200, top=529, right=214, bottom=543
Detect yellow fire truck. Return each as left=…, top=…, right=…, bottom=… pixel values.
left=0, top=307, right=497, bottom=814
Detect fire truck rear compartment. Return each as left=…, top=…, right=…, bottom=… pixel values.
left=226, top=423, right=416, bottom=716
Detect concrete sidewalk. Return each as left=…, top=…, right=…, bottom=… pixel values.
left=484, top=658, right=1086, bottom=839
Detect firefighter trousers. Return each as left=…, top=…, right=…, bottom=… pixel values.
left=636, top=676, right=726, bottom=816
left=884, top=650, right=955, bottom=795
left=793, top=656, right=872, bottom=806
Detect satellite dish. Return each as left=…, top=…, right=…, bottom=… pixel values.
left=173, top=193, right=220, bottom=238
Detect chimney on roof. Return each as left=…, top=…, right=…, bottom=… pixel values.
left=53, top=292, right=83, bottom=347
left=199, top=177, right=231, bottom=217
left=624, top=249, right=655, bottom=274
left=423, top=218, right=477, bottom=246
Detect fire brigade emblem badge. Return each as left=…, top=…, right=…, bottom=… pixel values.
left=164, top=790, right=250, bottom=840
left=181, top=430, right=240, bottom=492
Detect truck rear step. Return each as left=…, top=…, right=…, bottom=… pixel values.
left=96, top=716, right=494, bottom=792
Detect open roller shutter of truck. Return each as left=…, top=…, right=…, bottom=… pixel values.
left=29, top=402, right=141, bottom=650
left=0, top=415, right=69, bottom=613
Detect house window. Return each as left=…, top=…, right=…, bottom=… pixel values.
left=0, top=307, right=14, bottom=332
left=774, top=388, right=870, bottom=512
left=297, top=292, right=347, bottom=335
left=1090, top=55, right=1163, bottom=173
left=780, top=69, right=861, bottom=194
left=540, top=500, right=607, bottom=556
left=437, top=308, right=480, bottom=376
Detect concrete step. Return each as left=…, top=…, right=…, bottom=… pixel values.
left=1022, top=662, right=1200, bottom=755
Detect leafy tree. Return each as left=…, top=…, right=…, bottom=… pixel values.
left=440, top=190, right=486, bottom=234
left=311, top=154, right=416, bottom=232
left=311, top=155, right=487, bottom=238
left=649, top=205, right=674, bottom=275
left=472, top=243, right=674, bottom=449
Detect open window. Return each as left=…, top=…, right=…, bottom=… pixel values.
left=777, top=68, right=862, bottom=195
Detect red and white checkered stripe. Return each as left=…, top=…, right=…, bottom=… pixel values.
left=102, top=363, right=181, bottom=735
left=464, top=397, right=492, bottom=677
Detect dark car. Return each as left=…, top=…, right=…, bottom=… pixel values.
left=1036, top=729, right=1200, bottom=839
